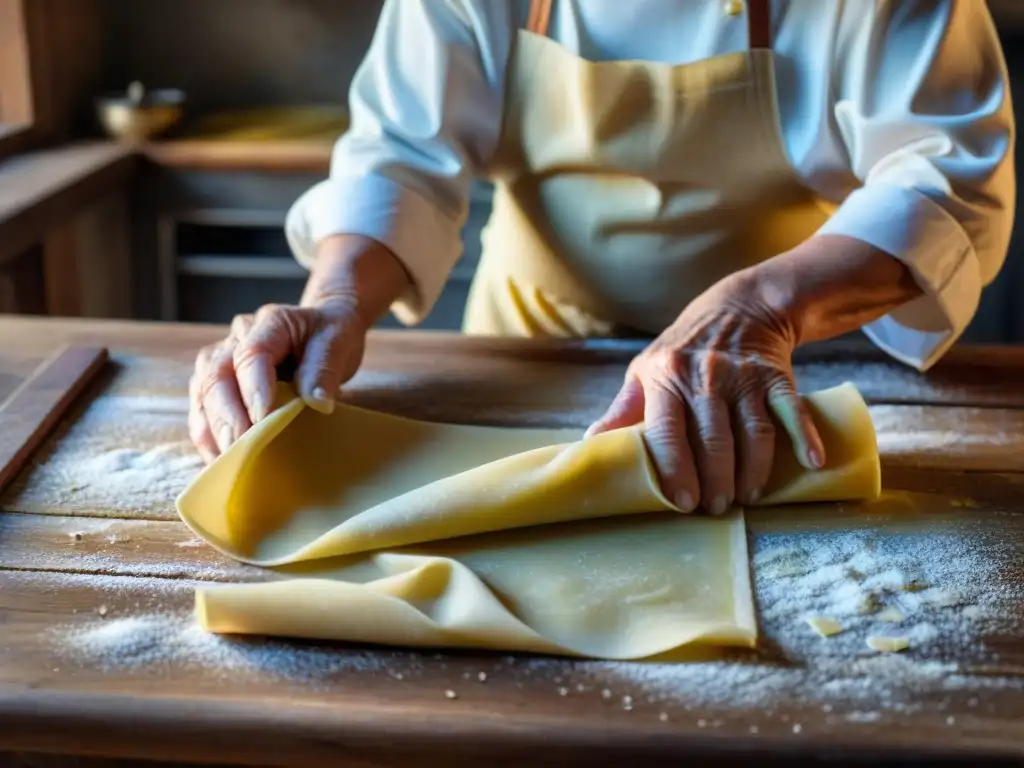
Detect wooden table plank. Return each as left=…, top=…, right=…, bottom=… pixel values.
left=2, top=317, right=1024, bottom=409
left=0, top=513, right=262, bottom=583
left=5, top=354, right=1024, bottom=520
left=3, top=494, right=1024, bottom=764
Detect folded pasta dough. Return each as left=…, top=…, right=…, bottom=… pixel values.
left=177, top=381, right=880, bottom=659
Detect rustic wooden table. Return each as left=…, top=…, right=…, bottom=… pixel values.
left=2, top=316, right=1024, bottom=767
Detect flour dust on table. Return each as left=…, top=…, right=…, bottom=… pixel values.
left=544, top=516, right=1024, bottom=723
left=2, top=395, right=202, bottom=516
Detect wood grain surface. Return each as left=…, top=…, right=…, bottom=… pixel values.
left=2, top=317, right=1024, bottom=766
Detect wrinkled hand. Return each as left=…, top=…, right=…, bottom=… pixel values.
left=189, top=299, right=368, bottom=464
left=586, top=272, right=825, bottom=515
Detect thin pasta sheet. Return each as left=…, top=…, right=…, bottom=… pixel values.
left=176, top=382, right=879, bottom=659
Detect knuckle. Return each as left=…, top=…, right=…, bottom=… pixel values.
left=204, top=412, right=232, bottom=439
left=230, top=313, right=254, bottom=337
left=648, top=347, right=689, bottom=379
left=643, top=429, right=692, bottom=474
left=697, top=432, right=733, bottom=456
left=195, top=371, right=228, bottom=403
left=745, top=418, right=776, bottom=443
left=767, top=376, right=797, bottom=399
left=232, top=341, right=267, bottom=370
left=194, top=344, right=217, bottom=368
left=255, top=303, right=291, bottom=326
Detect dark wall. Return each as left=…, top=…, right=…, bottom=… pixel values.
left=968, top=30, right=1024, bottom=343
left=98, top=0, right=383, bottom=112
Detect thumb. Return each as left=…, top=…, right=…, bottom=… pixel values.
left=767, top=373, right=826, bottom=471
left=585, top=376, right=645, bottom=437
left=295, top=314, right=365, bottom=414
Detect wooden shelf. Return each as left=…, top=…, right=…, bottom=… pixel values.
left=171, top=208, right=286, bottom=227
left=0, top=141, right=137, bottom=265
left=143, top=139, right=333, bottom=173
left=177, top=254, right=306, bottom=280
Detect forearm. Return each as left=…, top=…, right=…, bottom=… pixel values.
left=747, top=234, right=922, bottom=346
left=301, top=234, right=411, bottom=328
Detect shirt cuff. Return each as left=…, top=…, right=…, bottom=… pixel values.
left=817, top=183, right=981, bottom=371
left=284, top=172, right=464, bottom=325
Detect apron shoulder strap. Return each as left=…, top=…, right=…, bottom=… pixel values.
left=748, top=0, right=771, bottom=49
left=526, top=0, right=553, bottom=36
left=525, top=0, right=770, bottom=47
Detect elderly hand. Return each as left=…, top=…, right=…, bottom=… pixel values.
left=188, top=300, right=369, bottom=464
left=585, top=269, right=825, bottom=515
left=188, top=235, right=409, bottom=463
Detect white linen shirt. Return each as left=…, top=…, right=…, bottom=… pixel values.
left=285, top=0, right=1015, bottom=370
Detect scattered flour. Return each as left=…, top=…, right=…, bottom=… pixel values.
left=52, top=609, right=424, bottom=685
left=12, top=392, right=1022, bottom=726
left=25, top=521, right=240, bottom=583
left=509, top=523, right=1024, bottom=721
left=4, top=395, right=203, bottom=515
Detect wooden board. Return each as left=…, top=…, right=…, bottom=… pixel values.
left=0, top=345, right=107, bottom=497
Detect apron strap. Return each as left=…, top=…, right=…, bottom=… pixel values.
left=748, top=0, right=771, bottom=50
left=526, top=0, right=553, bottom=36
left=526, top=1, right=770, bottom=47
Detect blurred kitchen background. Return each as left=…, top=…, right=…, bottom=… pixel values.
left=1, top=0, right=1023, bottom=341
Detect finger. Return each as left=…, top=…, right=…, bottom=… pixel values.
left=188, top=348, right=220, bottom=461
left=188, top=400, right=218, bottom=464
left=734, top=392, right=775, bottom=505
left=229, top=313, right=254, bottom=343
left=194, top=342, right=252, bottom=453
left=234, top=306, right=300, bottom=424
left=295, top=319, right=362, bottom=414
left=687, top=393, right=735, bottom=515
left=767, top=375, right=826, bottom=471
left=585, top=376, right=644, bottom=437
left=640, top=378, right=700, bottom=512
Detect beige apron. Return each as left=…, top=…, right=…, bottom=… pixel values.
left=464, top=0, right=834, bottom=338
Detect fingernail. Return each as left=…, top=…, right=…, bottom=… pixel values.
left=748, top=487, right=762, bottom=505
left=216, top=425, right=234, bottom=454
left=676, top=492, right=694, bottom=512
left=710, top=494, right=729, bottom=516
left=808, top=448, right=824, bottom=469
left=305, top=386, right=335, bottom=415
left=251, top=391, right=268, bottom=423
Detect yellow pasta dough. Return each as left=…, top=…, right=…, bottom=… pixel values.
left=177, top=381, right=880, bottom=659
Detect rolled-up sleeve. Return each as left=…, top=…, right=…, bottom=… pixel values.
left=285, top=0, right=511, bottom=324
left=818, top=0, right=1015, bottom=370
